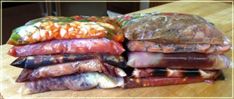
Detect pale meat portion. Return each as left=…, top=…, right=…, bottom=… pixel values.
left=127, top=52, right=230, bottom=69
left=19, top=72, right=124, bottom=94
left=128, top=40, right=231, bottom=54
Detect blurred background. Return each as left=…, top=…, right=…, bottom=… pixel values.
left=2, top=2, right=168, bottom=44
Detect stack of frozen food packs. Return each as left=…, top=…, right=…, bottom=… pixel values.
left=121, top=13, right=231, bottom=88
left=7, top=13, right=232, bottom=94
left=7, top=16, right=126, bottom=94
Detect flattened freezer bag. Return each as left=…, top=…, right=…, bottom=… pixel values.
left=7, top=16, right=124, bottom=45
left=132, top=68, right=220, bottom=78
left=72, top=16, right=124, bottom=42
left=16, top=59, right=126, bottom=82
left=19, top=72, right=124, bottom=94
left=128, top=40, right=231, bottom=54
left=124, top=71, right=223, bottom=88
left=124, top=13, right=226, bottom=45
left=11, top=54, right=125, bottom=69
left=127, top=52, right=230, bottom=69
left=8, top=38, right=125, bottom=57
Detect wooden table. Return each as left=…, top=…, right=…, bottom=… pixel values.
left=0, top=1, right=233, bottom=98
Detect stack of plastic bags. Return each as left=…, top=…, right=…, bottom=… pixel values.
left=7, top=13, right=232, bottom=94
left=121, top=13, right=231, bottom=88
left=7, top=16, right=127, bottom=94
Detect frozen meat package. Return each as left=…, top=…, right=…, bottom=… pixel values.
left=120, top=13, right=231, bottom=54
left=7, top=16, right=124, bottom=45
left=11, top=54, right=125, bottom=69
left=19, top=72, right=124, bottom=94
left=127, top=52, right=231, bottom=69
left=16, top=59, right=126, bottom=82
left=8, top=38, right=125, bottom=57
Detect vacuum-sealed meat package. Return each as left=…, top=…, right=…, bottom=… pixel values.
left=127, top=52, right=230, bottom=69
left=132, top=68, right=220, bottom=78
left=124, top=71, right=223, bottom=88
left=128, top=40, right=231, bottom=54
left=8, top=38, right=125, bottom=57
left=11, top=54, right=125, bottom=69
left=18, top=72, right=124, bottom=94
left=124, top=13, right=226, bottom=45
left=7, top=16, right=124, bottom=45
left=16, top=59, right=126, bottom=82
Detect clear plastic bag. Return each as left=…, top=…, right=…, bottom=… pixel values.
left=16, top=59, right=126, bottom=82
left=7, top=16, right=124, bottom=45
left=18, top=72, right=124, bottom=94
left=128, top=40, right=231, bottom=54
left=127, top=52, right=230, bottom=69
left=116, top=12, right=159, bottom=27
left=132, top=68, right=219, bottom=78
left=8, top=38, right=125, bottom=57
left=124, top=13, right=226, bottom=45
left=11, top=54, right=125, bottom=69
left=124, top=71, right=223, bottom=88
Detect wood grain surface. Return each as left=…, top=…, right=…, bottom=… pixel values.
left=0, top=1, right=233, bottom=98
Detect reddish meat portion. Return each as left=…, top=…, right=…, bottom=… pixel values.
left=124, top=13, right=225, bottom=44
left=127, top=52, right=230, bottom=69
left=128, top=41, right=231, bottom=54
left=124, top=71, right=222, bottom=88
left=8, top=38, right=125, bottom=57
left=16, top=59, right=126, bottom=82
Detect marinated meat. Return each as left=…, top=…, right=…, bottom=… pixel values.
left=124, top=13, right=225, bottom=44
left=8, top=38, right=125, bottom=57
left=11, top=54, right=125, bottom=69
left=132, top=68, right=220, bottom=78
left=128, top=40, right=231, bottom=54
left=19, top=72, right=124, bottom=94
left=127, top=52, right=230, bottom=69
left=7, top=16, right=124, bottom=45
left=124, top=71, right=222, bottom=88
left=16, top=59, right=126, bottom=82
